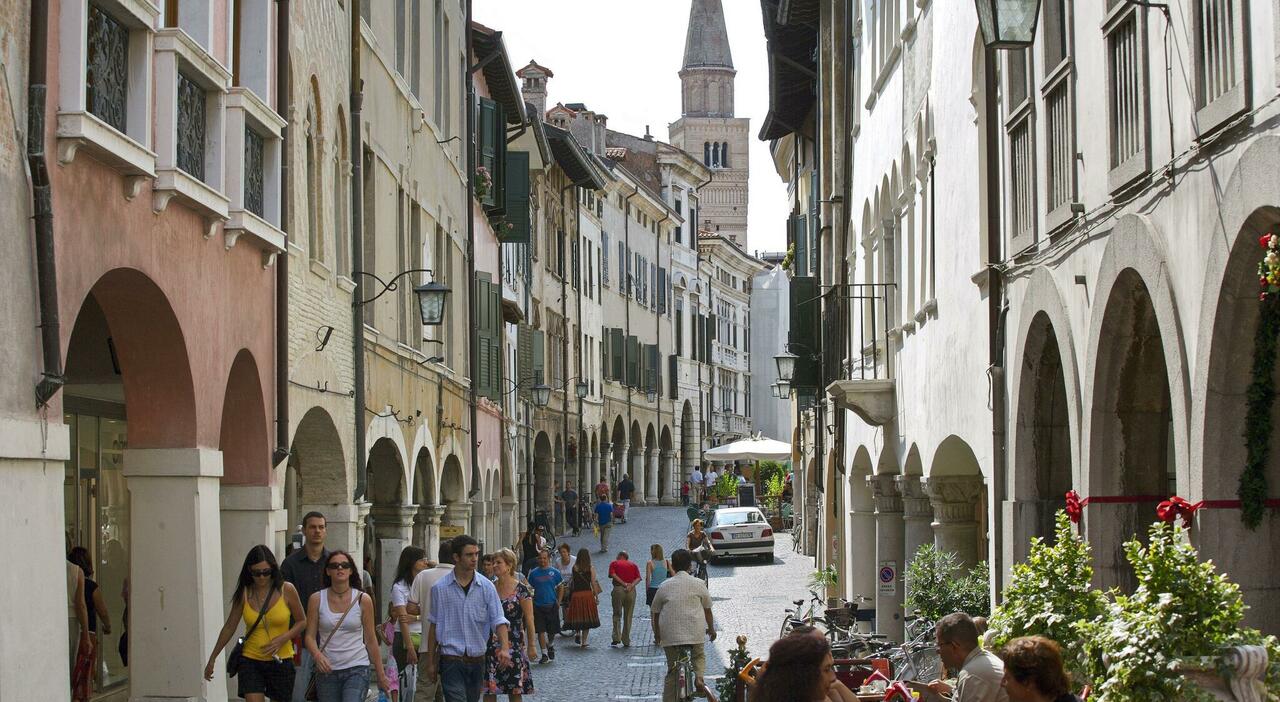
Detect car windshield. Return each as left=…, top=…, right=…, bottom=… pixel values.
left=714, top=511, right=762, bottom=526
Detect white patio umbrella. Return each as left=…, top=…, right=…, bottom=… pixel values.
left=703, top=435, right=792, bottom=462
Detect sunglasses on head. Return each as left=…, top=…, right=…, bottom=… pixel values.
left=326, top=561, right=354, bottom=571
left=250, top=568, right=273, bottom=577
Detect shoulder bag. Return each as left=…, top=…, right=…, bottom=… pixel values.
left=227, top=584, right=276, bottom=677
left=304, top=589, right=359, bottom=701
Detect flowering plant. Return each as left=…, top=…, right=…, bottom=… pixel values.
left=1258, top=233, right=1280, bottom=300
left=474, top=165, right=493, bottom=201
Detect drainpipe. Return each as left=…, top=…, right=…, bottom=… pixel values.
left=655, top=211, right=671, bottom=495
left=623, top=186, right=641, bottom=489
left=350, top=0, right=367, bottom=500
left=272, top=0, right=291, bottom=467
left=984, top=47, right=1008, bottom=598
left=29, top=0, right=63, bottom=408
left=558, top=181, right=574, bottom=508
left=574, top=191, right=583, bottom=500
left=466, top=0, right=479, bottom=505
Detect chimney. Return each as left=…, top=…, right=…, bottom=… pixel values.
left=517, top=60, right=553, bottom=120
left=595, top=114, right=608, bottom=156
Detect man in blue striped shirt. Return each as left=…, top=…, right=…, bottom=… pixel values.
left=424, top=534, right=512, bottom=702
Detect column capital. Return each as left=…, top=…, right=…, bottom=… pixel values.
left=896, top=475, right=932, bottom=520
left=924, top=475, right=984, bottom=523
left=415, top=504, right=446, bottom=526
left=867, top=474, right=903, bottom=514
left=370, top=503, right=419, bottom=528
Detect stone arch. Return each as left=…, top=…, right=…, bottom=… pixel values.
left=1085, top=216, right=1189, bottom=591
left=611, top=416, right=628, bottom=486
left=368, top=438, right=406, bottom=506
left=926, top=435, right=987, bottom=570
left=645, top=423, right=658, bottom=501
left=409, top=423, right=440, bottom=501
left=1191, top=138, right=1280, bottom=631
left=680, top=401, right=698, bottom=485
left=439, top=454, right=467, bottom=532
left=218, top=349, right=271, bottom=486
left=534, top=432, right=554, bottom=517
left=847, top=446, right=876, bottom=604
left=436, top=432, right=467, bottom=491
left=660, top=425, right=674, bottom=504
left=285, top=406, right=348, bottom=525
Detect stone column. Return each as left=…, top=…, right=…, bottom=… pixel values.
left=660, top=450, right=677, bottom=505
left=924, top=476, right=985, bottom=570
left=414, top=504, right=446, bottom=557
left=220, top=484, right=287, bottom=601
left=629, top=447, right=646, bottom=506
left=500, top=496, right=518, bottom=547
left=371, top=503, right=418, bottom=608
left=868, top=474, right=905, bottom=643
left=599, top=442, right=611, bottom=485
left=123, top=448, right=229, bottom=701
left=846, top=501, right=878, bottom=633
left=469, top=500, right=488, bottom=550
left=896, top=475, right=934, bottom=609
left=645, top=448, right=659, bottom=503
left=586, top=452, right=598, bottom=492
left=443, top=501, right=473, bottom=535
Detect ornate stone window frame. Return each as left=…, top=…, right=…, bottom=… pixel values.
left=56, top=0, right=158, bottom=198
left=152, top=26, right=230, bottom=233
left=225, top=87, right=286, bottom=265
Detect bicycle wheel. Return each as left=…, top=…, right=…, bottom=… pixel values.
left=544, top=531, right=557, bottom=551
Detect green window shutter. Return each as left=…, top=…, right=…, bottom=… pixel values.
left=533, top=329, right=545, bottom=385
left=626, top=335, right=639, bottom=387
left=479, top=97, right=505, bottom=212
left=488, top=283, right=503, bottom=401
left=668, top=354, right=678, bottom=399
left=706, top=314, right=717, bottom=362
left=649, top=345, right=661, bottom=394
left=794, top=214, right=809, bottom=278
left=518, top=324, right=533, bottom=398
left=611, top=328, right=624, bottom=381
left=789, top=276, right=820, bottom=390
left=501, top=151, right=531, bottom=243
left=475, top=274, right=492, bottom=398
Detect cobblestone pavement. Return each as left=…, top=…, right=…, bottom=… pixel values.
left=524, top=504, right=815, bottom=700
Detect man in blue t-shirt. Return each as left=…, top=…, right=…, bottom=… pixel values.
left=527, top=549, right=564, bottom=663
left=594, top=494, right=614, bottom=553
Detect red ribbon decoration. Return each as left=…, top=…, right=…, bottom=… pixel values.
left=1157, top=496, right=1200, bottom=526
left=1065, top=490, right=1085, bottom=523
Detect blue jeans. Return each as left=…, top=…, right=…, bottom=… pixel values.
left=291, top=648, right=315, bottom=702
left=439, top=659, right=484, bottom=702
left=315, top=665, right=370, bottom=702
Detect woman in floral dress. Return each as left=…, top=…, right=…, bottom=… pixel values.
left=484, top=549, right=537, bottom=700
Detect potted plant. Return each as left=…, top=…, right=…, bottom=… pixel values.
left=904, top=544, right=990, bottom=622
left=763, top=471, right=787, bottom=531
left=810, top=565, right=839, bottom=605
left=715, top=472, right=738, bottom=507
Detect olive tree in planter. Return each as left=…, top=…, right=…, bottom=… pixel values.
left=715, top=472, right=738, bottom=506
left=903, top=544, right=990, bottom=622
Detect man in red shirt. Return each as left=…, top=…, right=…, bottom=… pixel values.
left=595, top=477, right=610, bottom=502
left=607, top=551, right=643, bottom=647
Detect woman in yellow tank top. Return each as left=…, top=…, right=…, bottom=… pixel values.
left=205, top=545, right=307, bottom=701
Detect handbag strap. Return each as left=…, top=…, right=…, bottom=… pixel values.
left=318, top=589, right=359, bottom=653
left=243, top=584, right=276, bottom=642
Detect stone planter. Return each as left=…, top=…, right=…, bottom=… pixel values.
left=1177, top=645, right=1270, bottom=702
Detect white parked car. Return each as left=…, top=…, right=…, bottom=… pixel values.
left=706, top=506, right=775, bottom=563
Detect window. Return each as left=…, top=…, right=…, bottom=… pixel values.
left=244, top=127, right=265, bottom=217
left=477, top=97, right=506, bottom=211
left=602, top=232, right=610, bottom=285
left=1006, top=49, right=1036, bottom=250
left=433, top=0, right=445, bottom=126
left=87, top=5, right=130, bottom=132
left=704, top=141, right=710, bottom=165
left=333, top=119, right=349, bottom=275
left=362, top=149, right=376, bottom=327
left=175, top=72, right=206, bottom=179
left=397, top=189, right=409, bottom=343
left=1193, top=0, right=1248, bottom=132
left=1042, top=0, right=1076, bottom=232
left=1104, top=3, right=1149, bottom=191
left=721, top=142, right=729, bottom=168
left=395, top=0, right=407, bottom=76
left=307, top=111, right=321, bottom=262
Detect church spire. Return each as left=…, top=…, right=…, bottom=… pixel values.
left=682, top=0, right=734, bottom=70
left=680, top=0, right=736, bottom=118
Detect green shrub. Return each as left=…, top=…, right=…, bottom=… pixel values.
left=714, top=472, right=737, bottom=500
left=904, top=544, right=990, bottom=622
left=988, top=512, right=1107, bottom=681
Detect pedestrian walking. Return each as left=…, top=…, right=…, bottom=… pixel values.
left=304, top=550, right=390, bottom=701
left=929, top=612, right=1009, bottom=702
left=423, top=535, right=513, bottom=702
left=515, top=522, right=544, bottom=575
left=483, top=549, right=536, bottom=699
left=681, top=481, right=690, bottom=506
left=996, top=636, right=1082, bottom=702
left=407, top=540, right=455, bottom=702
left=67, top=556, right=92, bottom=702
left=391, top=547, right=431, bottom=702
left=561, top=548, right=601, bottom=647
left=690, top=467, right=703, bottom=503
left=205, top=545, right=307, bottom=702
left=749, top=634, right=836, bottom=702
left=553, top=543, right=576, bottom=639
left=593, top=494, right=615, bottom=552
left=594, top=476, right=610, bottom=502
left=526, top=549, right=563, bottom=663
left=282, top=511, right=329, bottom=702
left=67, top=547, right=111, bottom=697
left=607, top=551, right=642, bottom=648
left=562, top=482, right=581, bottom=536
left=617, top=474, right=635, bottom=522
left=704, top=466, right=718, bottom=495
left=651, top=549, right=717, bottom=702
left=644, top=544, right=673, bottom=607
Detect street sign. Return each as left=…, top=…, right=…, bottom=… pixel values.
left=878, top=560, right=897, bottom=596
left=440, top=525, right=464, bottom=539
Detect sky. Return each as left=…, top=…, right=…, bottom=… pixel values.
left=473, top=0, right=790, bottom=256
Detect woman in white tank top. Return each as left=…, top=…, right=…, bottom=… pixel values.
left=304, top=551, right=389, bottom=701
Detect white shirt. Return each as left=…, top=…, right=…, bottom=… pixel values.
left=705, top=470, right=718, bottom=486
left=390, top=580, right=420, bottom=635
left=735, top=475, right=746, bottom=484
left=690, top=469, right=703, bottom=485
left=651, top=571, right=712, bottom=648
left=407, top=564, right=454, bottom=652
left=555, top=554, right=576, bottom=581
left=954, top=647, right=1009, bottom=702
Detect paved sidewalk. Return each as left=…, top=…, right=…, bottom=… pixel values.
left=525, top=504, right=815, bottom=700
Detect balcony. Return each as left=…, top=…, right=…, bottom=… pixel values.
left=711, top=411, right=750, bottom=437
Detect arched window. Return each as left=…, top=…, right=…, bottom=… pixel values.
left=333, top=112, right=349, bottom=276
left=721, top=142, right=729, bottom=168
left=712, top=142, right=720, bottom=168
left=704, top=141, right=711, bottom=166
left=306, top=106, right=321, bottom=263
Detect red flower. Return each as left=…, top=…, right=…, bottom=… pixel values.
left=1261, top=234, right=1274, bottom=249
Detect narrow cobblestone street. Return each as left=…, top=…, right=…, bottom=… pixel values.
left=528, top=505, right=813, bottom=700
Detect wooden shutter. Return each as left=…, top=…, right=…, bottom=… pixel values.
left=611, top=328, right=624, bottom=381
left=789, top=276, right=820, bottom=389
left=794, top=214, right=809, bottom=277
left=479, top=97, right=499, bottom=211
left=501, top=151, right=531, bottom=243
left=809, top=170, right=820, bottom=274
left=532, top=328, right=545, bottom=385
left=626, top=335, right=640, bottom=387
left=668, top=354, right=678, bottom=399
left=705, top=314, right=717, bottom=362
left=649, top=344, right=661, bottom=394
left=475, top=273, right=492, bottom=398
left=518, top=324, right=533, bottom=398
left=487, top=282, right=503, bottom=400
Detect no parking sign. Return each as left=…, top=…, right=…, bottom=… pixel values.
left=878, top=560, right=897, bottom=596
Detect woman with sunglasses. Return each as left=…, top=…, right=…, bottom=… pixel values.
left=305, top=550, right=390, bottom=701
left=205, top=545, right=306, bottom=701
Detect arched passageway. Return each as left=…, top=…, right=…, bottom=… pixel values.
left=1015, top=313, right=1073, bottom=544
left=659, top=426, right=675, bottom=505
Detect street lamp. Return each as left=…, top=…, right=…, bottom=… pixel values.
left=532, top=383, right=551, bottom=408
left=353, top=268, right=450, bottom=326
left=770, top=382, right=783, bottom=399
left=575, top=380, right=589, bottom=399
left=774, top=350, right=798, bottom=383
left=777, top=379, right=791, bottom=398
left=646, top=388, right=658, bottom=403
left=974, top=0, right=1042, bottom=49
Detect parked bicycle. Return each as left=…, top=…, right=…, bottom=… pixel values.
left=532, top=509, right=558, bottom=550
